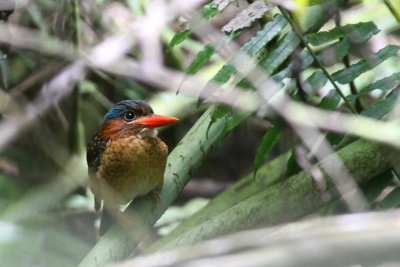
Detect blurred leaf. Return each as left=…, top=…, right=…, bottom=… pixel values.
left=273, top=50, right=314, bottom=82
left=185, top=31, right=240, bottom=77
left=318, top=90, right=343, bottom=145
left=287, top=90, right=342, bottom=177
left=332, top=45, right=400, bottom=84
left=360, top=88, right=398, bottom=119
left=186, top=45, right=215, bottom=75
left=305, top=21, right=379, bottom=46
left=286, top=152, right=302, bottom=177
left=156, top=198, right=209, bottom=236
left=360, top=170, right=394, bottom=204
left=200, top=3, right=219, bottom=19
left=306, top=70, right=328, bottom=92
left=0, top=222, right=90, bottom=267
left=260, top=32, right=301, bottom=74
left=169, top=3, right=218, bottom=48
left=317, top=90, right=341, bottom=110
left=219, top=110, right=250, bottom=142
left=1, top=156, right=87, bottom=222
left=0, top=175, right=25, bottom=202
left=360, top=72, right=400, bottom=95
left=375, top=187, right=400, bottom=210
left=169, top=30, right=191, bottom=48
left=318, top=37, right=350, bottom=66
left=254, top=124, right=284, bottom=178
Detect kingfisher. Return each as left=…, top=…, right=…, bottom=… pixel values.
left=86, top=100, right=178, bottom=234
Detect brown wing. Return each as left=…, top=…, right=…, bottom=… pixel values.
left=86, top=133, right=109, bottom=211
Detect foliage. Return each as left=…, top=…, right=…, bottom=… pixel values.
left=1, top=0, right=400, bottom=266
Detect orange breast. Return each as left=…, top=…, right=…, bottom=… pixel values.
left=96, top=135, right=168, bottom=205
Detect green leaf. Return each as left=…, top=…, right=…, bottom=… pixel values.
left=341, top=21, right=380, bottom=44
left=200, top=3, right=219, bottom=19
left=260, top=31, right=301, bottom=74
left=318, top=90, right=342, bottom=145
left=169, top=30, right=191, bottom=48
left=207, top=105, right=231, bottom=138
left=360, top=170, right=394, bottom=204
left=286, top=152, right=302, bottom=177
left=223, top=111, right=249, bottom=134
left=211, top=14, right=288, bottom=83
left=199, top=14, right=288, bottom=102
left=287, top=90, right=341, bottom=178
left=186, top=45, right=215, bottom=75
left=273, top=50, right=314, bottom=82
left=318, top=37, right=350, bottom=66
left=211, top=64, right=236, bottom=84
left=305, top=21, right=380, bottom=46
left=254, top=124, right=284, bottom=178
left=360, top=88, right=398, bottom=119
left=375, top=187, right=400, bottom=210
left=306, top=27, right=342, bottom=46
left=241, top=14, right=288, bottom=57
left=186, top=31, right=241, bottom=76
left=332, top=45, right=400, bottom=84
left=168, top=3, right=219, bottom=48
left=306, top=70, right=328, bottom=92
left=318, top=90, right=341, bottom=110
left=360, top=72, right=400, bottom=95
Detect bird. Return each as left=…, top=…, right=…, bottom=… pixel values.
left=86, top=100, right=178, bottom=234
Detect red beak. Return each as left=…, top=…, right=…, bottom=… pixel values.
left=135, top=115, right=179, bottom=128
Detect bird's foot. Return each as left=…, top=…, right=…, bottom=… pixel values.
left=151, top=190, right=161, bottom=208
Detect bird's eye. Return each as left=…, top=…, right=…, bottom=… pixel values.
left=124, top=111, right=135, bottom=121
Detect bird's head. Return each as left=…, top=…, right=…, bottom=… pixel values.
left=99, top=100, right=178, bottom=139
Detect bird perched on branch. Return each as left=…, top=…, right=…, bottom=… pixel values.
left=87, top=100, right=178, bottom=234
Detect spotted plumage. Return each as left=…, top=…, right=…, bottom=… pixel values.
left=86, top=100, right=178, bottom=234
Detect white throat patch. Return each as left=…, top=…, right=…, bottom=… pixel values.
left=137, top=128, right=158, bottom=138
